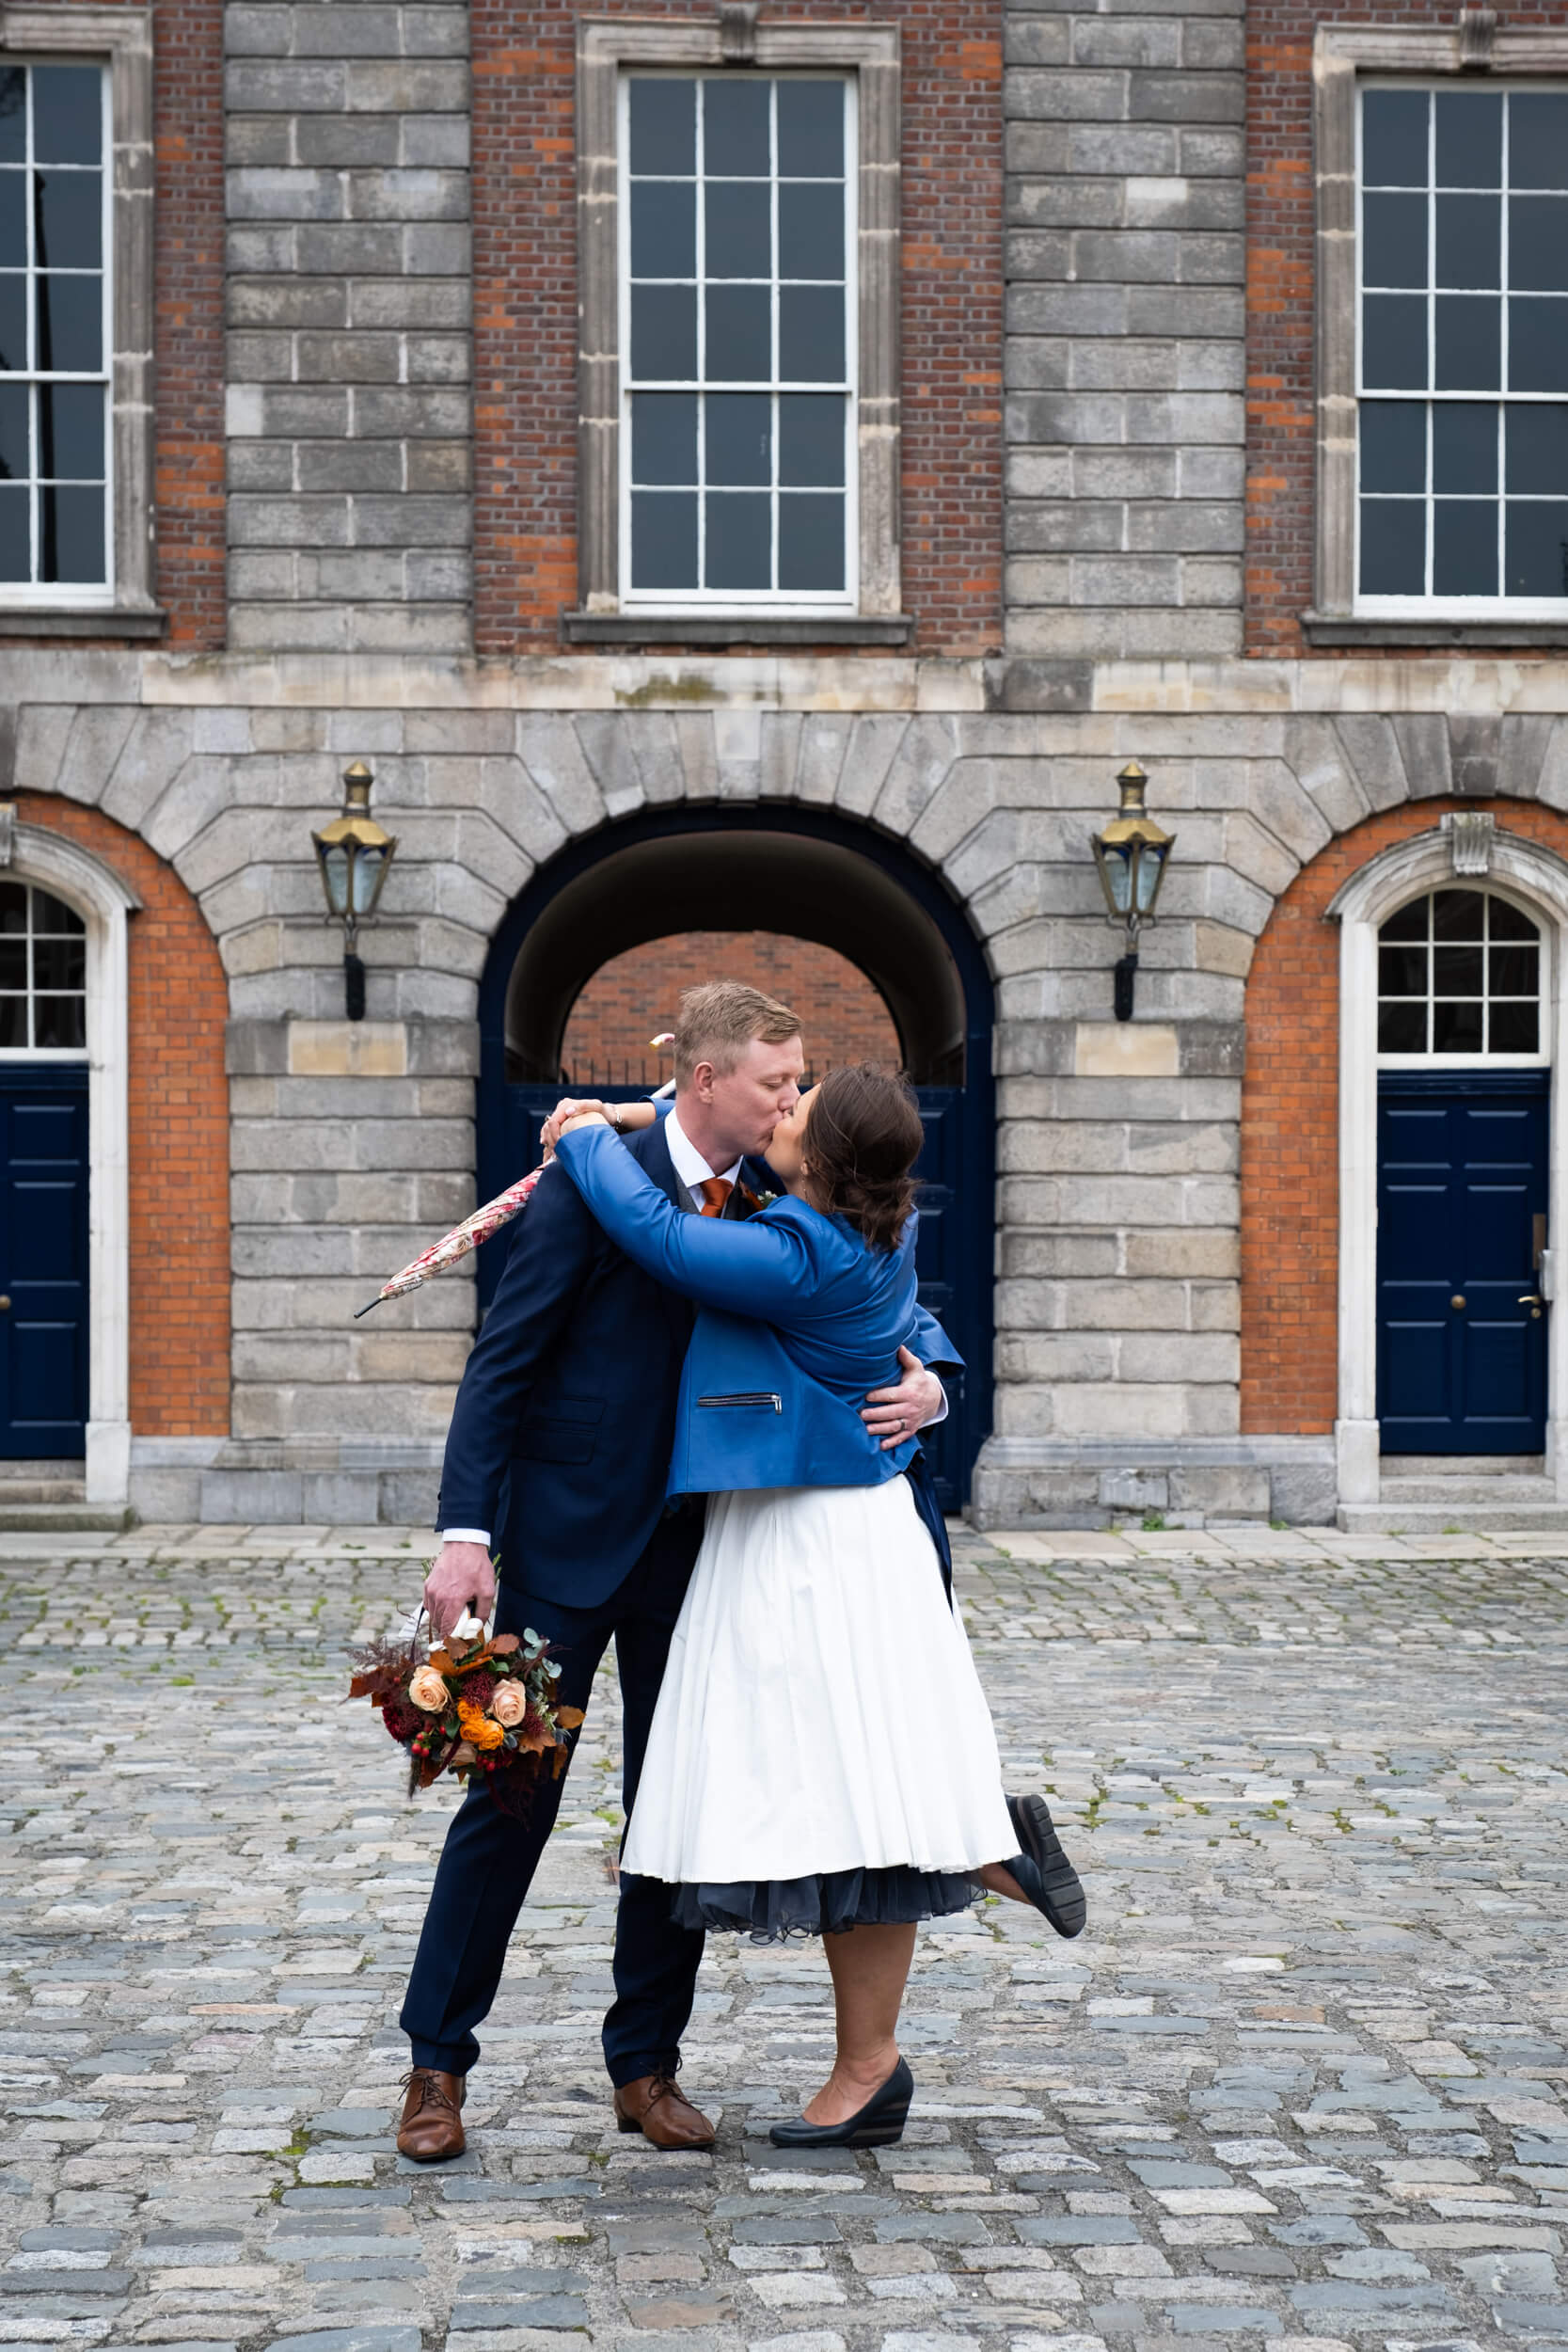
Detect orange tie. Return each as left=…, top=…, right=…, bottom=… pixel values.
left=697, top=1177, right=734, bottom=1218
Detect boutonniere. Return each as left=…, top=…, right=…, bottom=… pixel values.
left=736, top=1184, right=781, bottom=1214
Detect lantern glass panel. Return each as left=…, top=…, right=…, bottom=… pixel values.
left=1098, top=843, right=1133, bottom=915
left=1134, top=842, right=1167, bottom=914
left=318, top=841, right=351, bottom=918
left=351, top=843, right=388, bottom=915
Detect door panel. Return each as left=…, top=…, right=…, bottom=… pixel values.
left=0, top=1072, right=89, bottom=1456
left=1377, top=1077, right=1548, bottom=1454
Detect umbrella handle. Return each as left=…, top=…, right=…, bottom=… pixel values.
left=353, top=1295, right=385, bottom=1319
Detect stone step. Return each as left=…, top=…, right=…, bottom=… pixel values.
left=0, top=1501, right=136, bottom=1533
left=1380, top=1454, right=1545, bottom=1478
left=1377, top=1475, right=1558, bottom=1504
left=1338, top=1500, right=1568, bottom=1533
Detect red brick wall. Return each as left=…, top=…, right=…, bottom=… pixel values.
left=470, top=0, right=1005, bottom=654
left=16, top=797, right=230, bottom=1435
left=1240, top=797, right=1568, bottom=1431
left=562, top=933, right=901, bottom=1079
left=1245, top=0, right=1568, bottom=657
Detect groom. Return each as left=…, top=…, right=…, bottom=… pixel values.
left=396, top=980, right=954, bottom=2161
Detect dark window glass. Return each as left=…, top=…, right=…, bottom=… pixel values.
left=0, top=378, right=25, bottom=478
left=705, top=182, right=770, bottom=279
left=630, top=284, right=696, bottom=381
left=1511, top=93, right=1568, bottom=193
left=780, top=392, right=845, bottom=486
left=1362, top=295, right=1427, bottom=389
left=1379, top=1001, right=1427, bottom=1051
left=779, top=183, right=844, bottom=281
left=0, top=881, right=24, bottom=930
left=33, top=936, right=84, bottom=990
left=40, top=483, right=103, bottom=582
left=0, top=938, right=24, bottom=988
left=32, top=68, right=99, bottom=166
left=1434, top=943, right=1483, bottom=993
left=1505, top=500, right=1568, bottom=596
left=630, top=183, right=695, bottom=280
left=1435, top=193, right=1498, bottom=288
left=704, top=81, right=770, bottom=179
left=630, top=393, right=696, bottom=485
left=33, top=994, right=85, bottom=1050
left=1433, top=998, right=1484, bottom=1051
left=0, top=995, right=24, bottom=1048
left=1490, top=943, right=1539, bottom=994
left=1508, top=405, right=1568, bottom=495
left=1490, top=1000, right=1540, bottom=1052
left=1364, top=89, right=1429, bottom=188
left=0, top=275, right=24, bottom=371
left=630, top=490, right=698, bottom=587
left=1434, top=889, right=1485, bottom=936
left=1379, top=944, right=1428, bottom=995
left=629, top=80, right=694, bottom=178
left=704, top=284, right=769, bottom=381
left=1360, top=498, right=1425, bottom=593
left=1509, top=299, right=1568, bottom=394
left=0, top=69, right=24, bottom=167
left=1433, top=498, right=1497, bottom=595
left=1360, top=400, right=1426, bottom=493
left=34, top=171, right=101, bottom=272
left=777, top=82, right=842, bottom=178
left=1433, top=400, right=1496, bottom=493
left=1510, top=197, right=1568, bottom=294
left=33, top=889, right=82, bottom=933
left=779, top=492, right=844, bottom=591
left=705, top=391, right=770, bottom=485
left=705, top=489, right=770, bottom=588
left=1363, top=191, right=1427, bottom=288
left=1381, top=897, right=1429, bottom=941
left=35, top=275, right=100, bottom=373
left=0, top=480, right=26, bottom=578
left=1489, top=897, right=1538, bottom=940
left=0, top=171, right=23, bottom=268
left=39, top=384, right=102, bottom=481
left=1433, top=294, right=1500, bottom=389
left=1435, top=90, right=1502, bottom=188
left=779, top=284, right=843, bottom=383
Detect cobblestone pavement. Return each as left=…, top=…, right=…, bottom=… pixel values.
left=3, top=1522, right=1566, bottom=2352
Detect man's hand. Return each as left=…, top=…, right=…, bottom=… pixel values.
left=862, top=1344, right=944, bottom=1452
left=540, top=1098, right=611, bottom=1154
left=423, top=1541, right=497, bottom=1644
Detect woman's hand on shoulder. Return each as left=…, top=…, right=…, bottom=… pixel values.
left=540, top=1097, right=656, bottom=1152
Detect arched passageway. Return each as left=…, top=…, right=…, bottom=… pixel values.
left=478, top=806, right=994, bottom=1506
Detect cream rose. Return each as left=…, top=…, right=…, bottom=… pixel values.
left=490, top=1683, right=527, bottom=1728
left=408, top=1665, right=450, bottom=1713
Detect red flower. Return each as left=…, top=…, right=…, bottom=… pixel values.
left=457, top=1669, right=497, bottom=1709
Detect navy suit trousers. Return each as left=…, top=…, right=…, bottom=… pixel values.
left=399, top=1505, right=705, bottom=2085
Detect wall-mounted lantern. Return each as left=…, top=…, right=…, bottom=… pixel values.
left=312, top=761, right=397, bottom=1022
left=1090, top=760, right=1175, bottom=1022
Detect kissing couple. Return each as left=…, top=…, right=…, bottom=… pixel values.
left=394, top=979, right=1085, bottom=2163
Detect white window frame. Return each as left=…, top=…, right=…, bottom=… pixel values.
left=1374, top=882, right=1552, bottom=1070
left=0, top=876, right=89, bottom=1059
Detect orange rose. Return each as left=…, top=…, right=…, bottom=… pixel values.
left=408, top=1666, right=449, bottom=1713
left=457, top=1700, right=505, bottom=1752
left=490, top=1684, right=527, bottom=1728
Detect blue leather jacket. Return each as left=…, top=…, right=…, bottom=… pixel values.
left=553, top=1123, right=962, bottom=1497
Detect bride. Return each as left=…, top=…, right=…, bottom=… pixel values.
left=550, top=1065, right=1085, bottom=2149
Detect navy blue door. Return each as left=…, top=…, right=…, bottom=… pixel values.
left=0, top=1068, right=89, bottom=1456
left=1377, top=1073, right=1548, bottom=1454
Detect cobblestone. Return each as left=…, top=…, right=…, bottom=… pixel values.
left=0, top=1523, right=1563, bottom=2352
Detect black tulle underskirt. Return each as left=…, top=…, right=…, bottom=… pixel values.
left=669, top=1865, right=981, bottom=1943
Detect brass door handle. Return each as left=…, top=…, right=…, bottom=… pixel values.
left=1451, top=1295, right=1465, bottom=1310
left=1519, top=1295, right=1544, bottom=1306
left=0, top=1295, right=9, bottom=1311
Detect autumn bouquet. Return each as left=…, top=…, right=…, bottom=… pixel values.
left=350, top=1615, right=584, bottom=1814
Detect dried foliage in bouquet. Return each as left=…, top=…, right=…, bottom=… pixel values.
left=350, top=1617, right=584, bottom=1814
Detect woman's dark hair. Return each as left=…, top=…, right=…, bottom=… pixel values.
left=803, top=1064, right=924, bottom=1252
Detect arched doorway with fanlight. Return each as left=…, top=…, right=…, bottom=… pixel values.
left=476, top=805, right=995, bottom=1510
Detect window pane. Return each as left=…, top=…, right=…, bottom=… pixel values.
left=630, top=183, right=694, bottom=279
left=1510, top=93, right=1568, bottom=192
left=779, top=492, right=844, bottom=592
left=1379, top=944, right=1428, bottom=995
left=1433, top=998, right=1483, bottom=1051
left=1379, top=1001, right=1427, bottom=1051
left=1490, top=943, right=1539, bottom=995
left=704, top=82, right=770, bottom=179
left=34, top=890, right=83, bottom=934
left=1362, top=294, right=1427, bottom=389
left=40, top=483, right=103, bottom=583
left=780, top=392, right=845, bottom=486
left=1360, top=400, right=1426, bottom=492
left=0, top=480, right=26, bottom=578
left=1435, top=194, right=1498, bottom=288
left=0, top=378, right=25, bottom=477
left=1490, top=1000, right=1540, bottom=1053
left=0, top=171, right=22, bottom=268
left=1489, top=897, right=1538, bottom=941
left=0, top=69, right=23, bottom=167
left=1363, top=89, right=1429, bottom=187
left=35, top=170, right=102, bottom=272
left=777, top=82, right=843, bottom=179
left=1505, top=501, right=1568, bottom=596
left=1364, top=192, right=1427, bottom=288
left=1436, top=90, right=1501, bottom=188
left=1433, top=889, right=1485, bottom=936
left=33, top=995, right=85, bottom=1051
left=1433, top=295, right=1499, bottom=389
left=1507, top=405, right=1568, bottom=496
left=705, top=391, right=769, bottom=485
left=1360, top=498, right=1425, bottom=593
left=1509, top=299, right=1568, bottom=393
left=630, top=392, right=696, bottom=485
left=630, top=490, right=697, bottom=587
left=33, top=67, right=99, bottom=166
left=704, top=284, right=769, bottom=380
left=1381, top=897, right=1429, bottom=942
left=0, top=881, right=24, bottom=931
left=33, top=936, right=85, bottom=990
left=779, top=285, right=844, bottom=383
left=629, top=80, right=694, bottom=178
left=1434, top=944, right=1482, bottom=994
left=1433, top=401, right=1495, bottom=493
left=1510, top=198, right=1568, bottom=294
left=705, top=182, right=770, bottom=279
left=0, top=938, right=24, bottom=988
left=38, top=384, right=102, bottom=481
left=35, top=276, right=101, bottom=373
left=705, top=490, right=769, bottom=588
left=630, top=283, right=696, bottom=380
left=1433, top=498, right=1497, bottom=595
left=0, top=995, right=25, bottom=1049
left=779, top=183, right=844, bottom=281
left=0, top=275, right=24, bottom=370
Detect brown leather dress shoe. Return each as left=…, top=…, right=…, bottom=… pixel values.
left=396, top=2067, right=467, bottom=2161
left=613, top=2072, right=716, bottom=2150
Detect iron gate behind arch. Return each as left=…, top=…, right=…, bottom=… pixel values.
left=475, top=805, right=996, bottom=1510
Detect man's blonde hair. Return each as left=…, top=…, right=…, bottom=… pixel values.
left=673, top=980, right=802, bottom=1086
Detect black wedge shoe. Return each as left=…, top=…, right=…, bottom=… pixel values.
left=1004, top=1791, right=1087, bottom=1938
left=769, top=2056, right=913, bottom=2150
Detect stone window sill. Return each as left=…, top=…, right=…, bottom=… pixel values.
left=562, top=611, right=915, bottom=649
left=0, top=607, right=169, bottom=640
left=1302, top=611, right=1568, bottom=649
